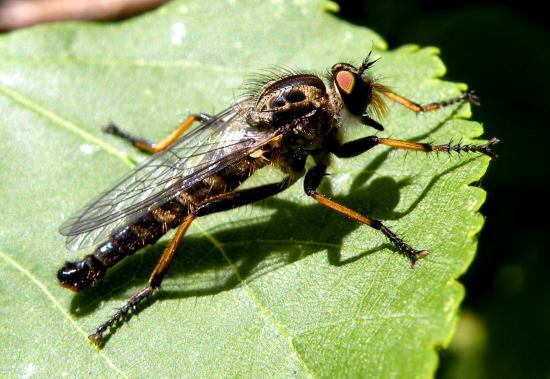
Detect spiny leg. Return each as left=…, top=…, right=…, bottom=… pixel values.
left=372, top=83, right=480, bottom=113
left=377, top=136, right=499, bottom=159
left=304, top=164, right=428, bottom=267
left=88, top=177, right=295, bottom=346
left=103, top=113, right=212, bottom=154
left=88, top=214, right=196, bottom=346
left=317, top=134, right=499, bottom=264
left=329, top=135, right=499, bottom=159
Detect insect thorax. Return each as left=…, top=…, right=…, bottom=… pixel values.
left=248, top=74, right=335, bottom=151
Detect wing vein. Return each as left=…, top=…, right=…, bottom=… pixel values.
left=60, top=102, right=280, bottom=251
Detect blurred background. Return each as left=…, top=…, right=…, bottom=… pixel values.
left=1, top=0, right=548, bottom=377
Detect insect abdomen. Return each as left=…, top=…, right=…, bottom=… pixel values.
left=57, top=199, right=189, bottom=291
left=57, top=158, right=264, bottom=291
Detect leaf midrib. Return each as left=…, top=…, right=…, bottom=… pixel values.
left=0, top=71, right=321, bottom=374
left=0, top=83, right=134, bottom=167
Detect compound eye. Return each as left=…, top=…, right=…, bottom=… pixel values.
left=333, top=69, right=371, bottom=116
left=335, top=70, right=356, bottom=95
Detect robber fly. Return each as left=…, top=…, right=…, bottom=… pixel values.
left=57, top=51, right=498, bottom=346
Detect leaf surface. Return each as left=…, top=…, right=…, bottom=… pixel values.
left=0, top=1, right=491, bottom=377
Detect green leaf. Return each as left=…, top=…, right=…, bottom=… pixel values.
left=0, top=0, right=491, bottom=377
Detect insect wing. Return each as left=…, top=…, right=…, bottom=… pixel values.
left=59, top=105, right=275, bottom=251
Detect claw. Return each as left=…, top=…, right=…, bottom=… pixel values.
left=88, top=333, right=103, bottom=347
left=102, top=122, right=124, bottom=136
left=483, top=137, right=500, bottom=159
left=463, top=90, right=481, bottom=106
left=409, top=250, right=429, bottom=269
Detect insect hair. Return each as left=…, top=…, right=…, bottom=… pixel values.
left=241, top=65, right=319, bottom=101
left=358, top=51, right=389, bottom=121
left=325, top=52, right=389, bottom=121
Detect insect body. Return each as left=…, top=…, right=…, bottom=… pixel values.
left=58, top=52, right=498, bottom=345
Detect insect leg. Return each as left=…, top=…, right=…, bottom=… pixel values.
left=194, top=177, right=294, bottom=216
left=377, top=136, right=498, bottom=159
left=304, top=164, right=428, bottom=266
left=361, top=114, right=384, bottom=131
left=88, top=178, right=294, bottom=346
left=88, top=214, right=195, bottom=346
left=373, top=83, right=480, bottom=113
left=103, top=113, right=212, bottom=154
left=328, top=135, right=380, bottom=158
left=330, top=135, right=499, bottom=159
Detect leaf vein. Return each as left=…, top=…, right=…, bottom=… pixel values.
left=0, top=83, right=134, bottom=167
left=195, top=222, right=316, bottom=378
left=0, top=249, right=128, bottom=378
left=293, top=313, right=432, bottom=337
left=221, top=239, right=341, bottom=249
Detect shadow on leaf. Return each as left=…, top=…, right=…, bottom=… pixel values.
left=67, top=107, right=476, bottom=342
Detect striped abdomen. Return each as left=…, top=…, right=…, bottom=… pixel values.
left=57, top=155, right=265, bottom=291
left=57, top=198, right=189, bottom=291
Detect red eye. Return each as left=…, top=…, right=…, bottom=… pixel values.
left=335, top=70, right=355, bottom=95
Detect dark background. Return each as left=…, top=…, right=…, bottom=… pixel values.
left=336, top=0, right=550, bottom=377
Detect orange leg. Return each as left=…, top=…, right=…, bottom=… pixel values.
left=103, top=113, right=211, bottom=154
left=373, top=83, right=480, bottom=113
left=304, top=164, right=428, bottom=267
left=331, top=135, right=499, bottom=160
left=88, top=214, right=196, bottom=346
left=311, top=132, right=498, bottom=266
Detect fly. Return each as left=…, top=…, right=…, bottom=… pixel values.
left=57, top=51, right=498, bottom=346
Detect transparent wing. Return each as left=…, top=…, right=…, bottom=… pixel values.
left=60, top=103, right=277, bottom=251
